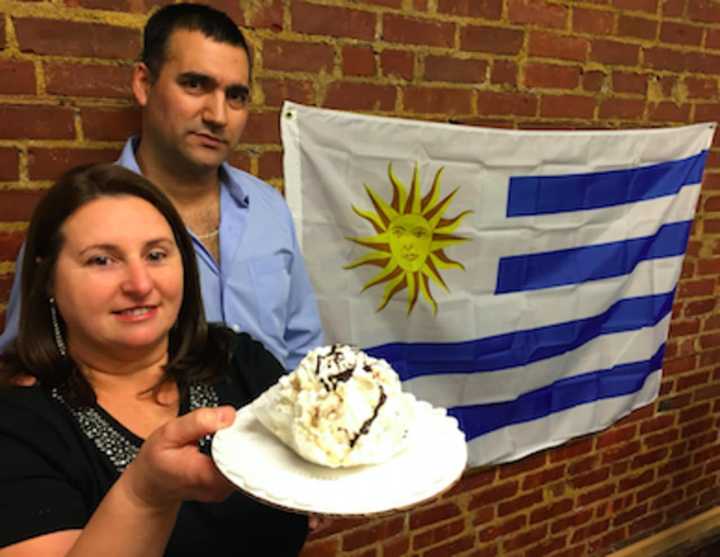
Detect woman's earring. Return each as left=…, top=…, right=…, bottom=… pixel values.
left=49, top=297, right=67, bottom=357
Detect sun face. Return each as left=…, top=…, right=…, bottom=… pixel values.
left=344, top=163, right=472, bottom=314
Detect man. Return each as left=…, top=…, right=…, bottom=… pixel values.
left=0, top=3, right=323, bottom=370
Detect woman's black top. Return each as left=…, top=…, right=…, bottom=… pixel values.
left=0, top=332, right=308, bottom=555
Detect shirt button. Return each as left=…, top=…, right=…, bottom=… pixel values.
left=232, top=324, right=241, bottom=333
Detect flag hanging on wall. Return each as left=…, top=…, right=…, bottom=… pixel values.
left=281, top=100, right=716, bottom=467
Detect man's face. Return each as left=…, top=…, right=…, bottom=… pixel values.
left=135, top=29, right=250, bottom=173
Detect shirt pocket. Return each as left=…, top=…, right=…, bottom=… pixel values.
left=248, top=253, right=291, bottom=340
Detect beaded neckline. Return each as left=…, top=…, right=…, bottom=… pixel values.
left=51, top=383, right=220, bottom=472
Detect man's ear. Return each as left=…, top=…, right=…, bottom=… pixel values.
left=132, top=62, right=152, bottom=107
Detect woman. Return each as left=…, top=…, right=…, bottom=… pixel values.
left=0, top=164, right=309, bottom=556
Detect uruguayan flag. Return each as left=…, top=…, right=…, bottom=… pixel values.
left=281, top=101, right=716, bottom=467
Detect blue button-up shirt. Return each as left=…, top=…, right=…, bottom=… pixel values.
left=0, top=137, right=324, bottom=370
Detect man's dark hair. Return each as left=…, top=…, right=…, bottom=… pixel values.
left=141, top=2, right=252, bottom=79
left=0, top=164, right=234, bottom=404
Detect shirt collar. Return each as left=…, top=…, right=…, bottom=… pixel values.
left=119, top=135, right=250, bottom=209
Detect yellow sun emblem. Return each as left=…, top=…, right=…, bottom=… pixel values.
left=344, top=163, right=472, bottom=315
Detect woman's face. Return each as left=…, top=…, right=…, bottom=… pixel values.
left=52, top=195, right=184, bottom=363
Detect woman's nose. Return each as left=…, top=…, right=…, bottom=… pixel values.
left=121, top=261, right=153, bottom=296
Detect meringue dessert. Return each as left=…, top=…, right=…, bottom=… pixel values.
left=251, top=344, right=416, bottom=468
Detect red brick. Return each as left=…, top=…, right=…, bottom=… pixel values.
left=614, top=0, right=659, bottom=10
left=695, top=383, right=720, bottom=401
left=382, top=535, right=409, bottom=557
left=685, top=77, right=719, bottom=99
left=477, top=515, right=526, bottom=542
left=0, top=17, right=4, bottom=50
left=0, top=148, right=20, bottom=181
left=570, top=467, right=611, bottom=488
left=651, top=487, right=684, bottom=509
left=684, top=298, right=716, bottom=316
left=263, top=41, right=334, bottom=72
left=687, top=476, right=716, bottom=497
left=619, top=469, right=655, bottom=491
left=541, top=94, right=595, bottom=118
left=573, top=8, right=614, bottom=34
left=508, top=0, right=567, bottom=28
left=669, top=319, right=700, bottom=336
left=443, top=469, right=495, bottom=498
left=676, top=371, right=710, bottom=392
left=644, top=47, right=687, bottom=72
left=701, top=348, right=720, bottom=367
left=324, top=82, right=396, bottom=112
left=404, top=87, right=471, bottom=115
left=648, top=102, right=691, bottom=122
left=298, top=536, right=339, bottom=557
left=14, top=18, right=139, bottom=59
left=661, top=21, right=704, bottom=45
left=410, top=502, right=461, bottom=529
left=686, top=52, right=720, bottom=75
left=640, top=414, right=675, bottom=435
left=0, top=190, right=43, bottom=221
left=522, top=463, right=565, bottom=490
left=80, top=107, right=140, bottom=141
left=530, top=498, right=573, bottom=525
left=258, top=151, right=283, bottom=182
left=616, top=405, right=654, bottom=426
left=583, top=70, right=607, bottom=92
left=468, top=481, right=519, bottom=509
left=679, top=402, right=711, bottom=423
left=342, top=46, right=376, bottom=77
left=342, top=517, right=403, bottom=551
left=694, top=104, right=720, bottom=124
left=618, top=15, right=658, bottom=40
left=45, top=63, right=132, bottom=98
left=657, top=393, right=692, bottom=412
left=499, top=453, right=546, bottom=479
left=631, top=447, right=669, bottom=469
left=383, top=15, right=454, bottom=48
left=708, top=29, right=720, bottom=49
left=636, top=479, right=670, bottom=503
left=682, top=416, right=714, bottom=437
left=260, top=79, right=314, bottom=107
left=503, top=524, right=548, bottom=552
left=688, top=431, right=718, bottom=453
left=551, top=437, right=594, bottom=462
left=461, top=26, right=524, bottom=55
left=571, top=518, right=610, bottom=543
left=528, top=31, right=589, bottom=61
left=599, top=98, right=645, bottom=119
left=688, top=0, right=720, bottom=22
left=380, top=50, right=413, bottom=80
left=706, top=314, right=720, bottom=330
left=0, top=59, right=35, bottom=95
left=602, top=440, right=642, bottom=464
left=524, top=62, right=581, bottom=89
left=613, top=502, right=648, bottom=526
left=436, top=0, right=502, bottom=18
left=568, top=455, right=600, bottom=475
left=291, top=3, right=375, bottom=40
left=28, top=148, right=119, bottom=181
left=498, top=489, right=543, bottom=517
left=423, top=535, right=474, bottom=557
left=577, top=484, right=615, bottom=507
left=241, top=110, right=281, bottom=145
left=0, top=105, right=75, bottom=140
left=663, top=0, right=685, bottom=16
left=243, top=0, right=281, bottom=29
left=472, top=505, right=495, bottom=526
left=477, top=91, right=537, bottom=117
left=678, top=278, right=715, bottom=298
left=411, top=518, right=464, bottom=550
left=424, top=56, right=487, bottom=84
left=0, top=232, right=24, bottom=262
left=591, top=39, right=640, bottom=65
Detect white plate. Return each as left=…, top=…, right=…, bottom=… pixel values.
left=211, top=400, right=467, bottom=516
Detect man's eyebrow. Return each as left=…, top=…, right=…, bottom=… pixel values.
left=178, top=71, right=216, bottom=86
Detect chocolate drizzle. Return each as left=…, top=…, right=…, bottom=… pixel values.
left=315, top=344, right=358, bottom=392
left=349, top=387, right=387, bottom=448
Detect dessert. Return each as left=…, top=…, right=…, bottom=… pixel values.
left=251, top=344, right=416, bottom=468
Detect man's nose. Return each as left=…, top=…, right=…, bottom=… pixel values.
left=203, top=91, right=228, bottom=127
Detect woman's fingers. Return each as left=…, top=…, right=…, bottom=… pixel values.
left=160, top=406, right=236, bottom=448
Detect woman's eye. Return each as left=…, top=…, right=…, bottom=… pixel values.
left=147, top=250, right=167, bottom=262
left=86, top=255, right=111, bottom=266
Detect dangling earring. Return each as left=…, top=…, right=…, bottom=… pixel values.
left=49, top=297, right=67, bottom=357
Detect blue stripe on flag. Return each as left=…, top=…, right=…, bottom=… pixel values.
left=495, top=221, right=692, bottom=294
left=366, top=291, right=673, bottom=379
left=506, top=151, right=707, bottom=217
left=447, top=344, right=665, bottom=440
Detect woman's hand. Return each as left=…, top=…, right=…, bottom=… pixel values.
left=121, top=406, right=237, bottom=512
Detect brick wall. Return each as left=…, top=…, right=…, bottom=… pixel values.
left=1, top=0, right=719, bottom=556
